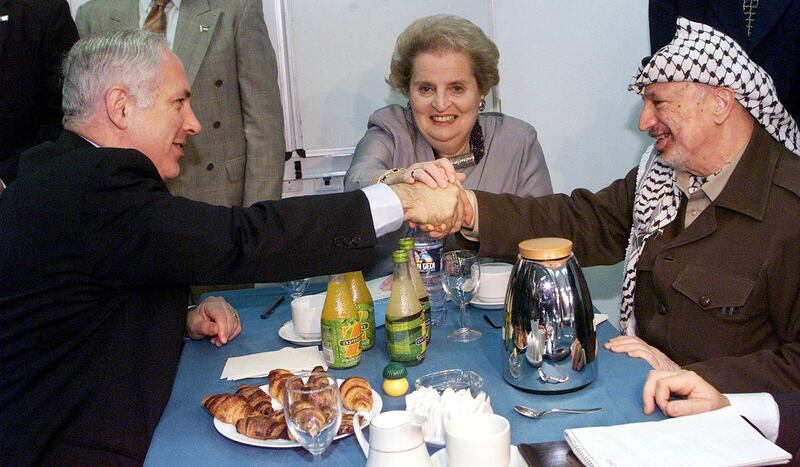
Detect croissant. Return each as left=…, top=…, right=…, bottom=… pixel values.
left=339, top=376, right=373, bottom=412
left=337, top=413, right=355, bottom=435
left=267, top=369, right=294, bottom=402
left=201, top=394, right=256, bottom=424
left=306, top=366, right=329, bottom=388
left=235, top=415, right=291, bottom=440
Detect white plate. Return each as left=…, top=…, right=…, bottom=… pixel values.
left=431, top=445, right=525, bottom=467
left=470, top=297, right=504, bottom=310
left=213, top=381, right=383, bottom=448
left=278, top=320, right=321, bottom=346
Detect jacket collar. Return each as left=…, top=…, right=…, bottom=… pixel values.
left=714, top=125, right=781, bottom=221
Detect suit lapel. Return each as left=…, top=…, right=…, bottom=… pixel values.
left=749, top=0, right=792, bottom=51
left=173, top=0, right=219, bottom=85
left=105, top=1, right=140, bottom=30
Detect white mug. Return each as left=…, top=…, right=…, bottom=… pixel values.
left=476, top=263, right=512, bottom=302
left=290, top=294, right=325, bottom=338
left=445, top=413, right=511, bottom=467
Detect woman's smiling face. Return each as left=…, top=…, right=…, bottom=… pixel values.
left=408, top=51, right=483, bottom=157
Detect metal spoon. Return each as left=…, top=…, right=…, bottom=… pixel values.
left=538, top=368, right=569, bottom=384
left=514, top=405, right=602, bottom=419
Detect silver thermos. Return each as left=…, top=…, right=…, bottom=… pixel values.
left=502, top=238, right=598, bottom=392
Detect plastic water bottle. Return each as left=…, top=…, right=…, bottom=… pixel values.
left=413, top=231, right=447, bottom=326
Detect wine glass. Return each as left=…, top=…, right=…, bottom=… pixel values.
left=442, top=250, right=481, bottom=343
left=281, top=278, right=310, bottom=301
left=284, top=372, right=342, bottom=463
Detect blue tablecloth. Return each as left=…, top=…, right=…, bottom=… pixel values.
left=144, top=285, right=665, bottom=466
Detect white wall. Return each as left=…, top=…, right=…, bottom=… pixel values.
left=493, top=1, right=651, bottom=326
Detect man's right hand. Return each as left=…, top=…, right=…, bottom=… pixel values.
left=642, top=369, right=730, bottom=418
left=390, top=181, right=466, bottom=236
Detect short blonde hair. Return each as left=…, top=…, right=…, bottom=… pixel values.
left=387, top=15, right=499, bottom=97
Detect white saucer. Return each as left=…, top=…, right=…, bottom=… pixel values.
left=278, top=320, right=321, bottom=346
left=470, top=297, right=504, bottom=310
left=431, top=445, right=524, bottom=467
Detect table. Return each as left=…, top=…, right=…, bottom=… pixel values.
left=144, top=285, right=665, bottom=466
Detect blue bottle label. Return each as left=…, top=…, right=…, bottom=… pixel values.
left=413, top=246, right=441, bottom=274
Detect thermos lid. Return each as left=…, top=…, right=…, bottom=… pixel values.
left=518, top=237, right=573, bottom=260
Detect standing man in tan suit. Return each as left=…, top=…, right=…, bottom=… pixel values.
left=76, top=0, right=285, bottom=207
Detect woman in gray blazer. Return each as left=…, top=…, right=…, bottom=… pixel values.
left=345, top=15, right=553, bottom=275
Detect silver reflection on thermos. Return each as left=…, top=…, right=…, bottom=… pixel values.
left=502, top=238, right=597, bottom=392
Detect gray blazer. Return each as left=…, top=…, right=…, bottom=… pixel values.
left=77, top=0, right=286, bottom=207
left=345, top=105, right=553, bottom=278
left=345, top=105, right=553, bottom=197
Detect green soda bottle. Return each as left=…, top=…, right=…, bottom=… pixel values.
left=385, top=250, right=426, bottom=366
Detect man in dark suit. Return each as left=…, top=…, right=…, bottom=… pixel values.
left=649, top=0, right=800, bottom=122
left=0, top=0, right=78, bottom=183
left=643, top=370, right=799, bottom=463
left=0, top=29, right=464, bottom=466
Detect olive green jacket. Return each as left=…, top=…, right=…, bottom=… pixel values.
left=471, top=126, right=800, bottom=393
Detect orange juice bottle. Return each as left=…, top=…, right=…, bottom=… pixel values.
left=344, top=271, right=375, bottom=351
left=321, top=274, right=362, bottom=368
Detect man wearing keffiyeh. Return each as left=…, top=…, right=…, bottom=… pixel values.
left=456, top=17, right=800, bottom=393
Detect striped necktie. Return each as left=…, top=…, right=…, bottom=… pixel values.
left=143, top=0, right=169, bottom=34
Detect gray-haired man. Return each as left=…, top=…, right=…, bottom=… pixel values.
left=0, top=30, right=465, bottom=466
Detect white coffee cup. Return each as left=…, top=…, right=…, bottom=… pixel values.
left=476, top=263, right=512, bottom=302
left=290, top=293, right=325, bottom=338
left=445, top=412, right=511, bottom=467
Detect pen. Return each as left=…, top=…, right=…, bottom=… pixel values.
left=260, top=296, right=285, bottom=319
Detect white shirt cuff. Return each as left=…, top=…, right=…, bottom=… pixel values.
left=725, top=393, right=779, bottom=443
left=361, top=183, right=403, bottom=238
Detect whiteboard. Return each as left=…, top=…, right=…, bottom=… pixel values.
left=284, top=0, right=493, bottom=154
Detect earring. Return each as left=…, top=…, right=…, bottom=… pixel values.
left=406, top=101, right=411, bottom=110
left=479, top=99, right=486, bottom=112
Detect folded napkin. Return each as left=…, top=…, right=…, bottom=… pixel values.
left=220, top=346, right=326, bottom=381
left=563, top=406, right=791, bottom=467
left=593, top=313, right=608, bottom=327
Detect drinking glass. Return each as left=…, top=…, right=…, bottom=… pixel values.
left=284, top=372, right=342, bottom=463
left=281, top=278, right=310, bottom=300
left=442, top=250, right=481, bottom=343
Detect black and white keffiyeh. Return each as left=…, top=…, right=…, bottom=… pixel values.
left=618, top=17, right=800, bottom=335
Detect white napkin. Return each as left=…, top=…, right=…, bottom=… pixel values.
left=564, top=405, right=792, bottom=467
left=220, top=346, right=326, bottom=381
left=306, top=275, right=391, bottom=302
left=593, top=313, right=608, bottom=327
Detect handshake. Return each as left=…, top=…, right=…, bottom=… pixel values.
left=385, top=159, right=475, bottom=237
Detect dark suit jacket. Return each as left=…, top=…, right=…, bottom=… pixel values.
left=0, top=0, right=78, bottom=182
left=469, top=126, right=800, bottom=394
left=773, top=393, right=800, bottom=462
left=0, top=131, right=378, bottom=466
left=649, top=0, right=800, bottom=122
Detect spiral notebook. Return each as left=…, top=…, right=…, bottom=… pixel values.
left=563, top=406, right=791, bottom=467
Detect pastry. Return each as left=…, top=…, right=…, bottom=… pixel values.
left=267, top=369, right=294, bottom=402
left=235, top=414, right=291, bottom=440
left=201, top=394, right=256, bottom=424
left=339, top=376, right=373, bottom=412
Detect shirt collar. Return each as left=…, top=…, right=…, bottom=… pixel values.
left=140, top=0, right=181, bottom=14
left=676, top=139, right=749, bottom=201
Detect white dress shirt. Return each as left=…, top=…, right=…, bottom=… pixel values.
left=726, top=393, right=780, bottom=443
